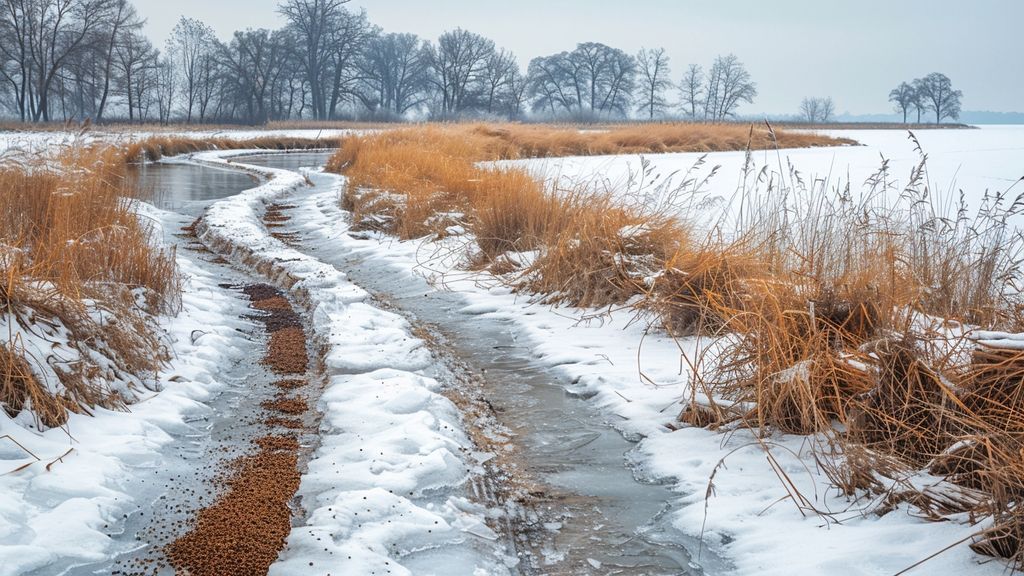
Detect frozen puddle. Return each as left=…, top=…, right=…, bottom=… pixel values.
left=129, top=159, right=259, bottom=217
left=239, top=153, right=720, bottom=575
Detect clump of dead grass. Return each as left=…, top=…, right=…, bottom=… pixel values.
left=468, top=122, right=854, bottom=157
left=685, top=134, right=1024, bottom=566
left=0, top=142, right=178, bottom=427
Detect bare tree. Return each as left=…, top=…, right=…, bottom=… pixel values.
left=636, top=47, right=670, bottom=120
left=59, top=0, right=141, bottom=121
left=525, top=42, right=635, bottom=119
left=819, top=96, right=835, bottom=123
left=0, top=0, right=31, bottom=119
left=93, top=0, right=140, bottom=120
left=678, top=63, right=703, bottom=119
left=915, top=72, right=962, bottom=124
left=322, top=8, right=372, bottom=119
left=525, top=53, right=575, bottom=116
left=278, top=0, right=349, bottom=120
left=358, top=32, right=429, bottom=117
left=0, top=0, right=118, bottom=121
left=568, top=42, right=636, bottom=116
left=154, top=54, right=175, bottom=123
left=481, top=47, right=517, bottom=115
left=799, top=97, right=819, bottom=123
left=799, top=96, right=835, bottom=123
left=703, top=54, right=756, bottom=121
left=505, top=65, right=527, bottom=119
left=167, top=17, right=215, bottom=122
left=115, top=27, right=156, bottom=122
left=425, top=28, right=494, bottom=117
left=888, top=81, right=916, bottom=123
left=218, top=28, right=292, bottom=124
left=910, top=78, right=926, bottom=123
left=278, top=0, right=373, bottom=120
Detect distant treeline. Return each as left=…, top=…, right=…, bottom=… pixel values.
left=0, top=0, right=761, bottom=124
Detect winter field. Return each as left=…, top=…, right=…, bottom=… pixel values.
left=0, top=123, right=1023, bottom=576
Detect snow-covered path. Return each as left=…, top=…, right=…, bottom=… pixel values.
left=223, top=150, right=1006, bottom=576
left=246, top=156, right=717, bottom=575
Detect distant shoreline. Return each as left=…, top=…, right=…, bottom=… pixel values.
left=773, top=121, right=976, bottom=130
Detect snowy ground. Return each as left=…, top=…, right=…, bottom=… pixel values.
left=0, top=128, right=361, bottom=157
left=191, top=150, right=515, bottom=575
left=0, top=204, right=254, bottom=576
left=0, top=145, right=508, bottom=575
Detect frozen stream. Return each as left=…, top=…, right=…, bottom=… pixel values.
left=242, top=153, right=723, bottom=575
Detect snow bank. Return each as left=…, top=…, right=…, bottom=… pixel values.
left=191, top=151, right=512, bottom=575
left=0, top=206, right=251, bottom=576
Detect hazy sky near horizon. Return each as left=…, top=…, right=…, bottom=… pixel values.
left=131, top=0, right=1021, bottom=116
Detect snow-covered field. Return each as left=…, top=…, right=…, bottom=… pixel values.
left=505, top=125, right=1024, bottom=229
left=0, top=128, right=360, bottom=157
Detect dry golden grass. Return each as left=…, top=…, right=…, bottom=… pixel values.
left=331, top=125, right=719, bottom=308
left=467, top=122, right=854, bottom=157
left=329, top=122, right=848, bottom=305
left=331, top=122, right=1024, bottom=566
left=677, top=146, right=1024, bottom=565
left=1, top=143, right=180, bottom=426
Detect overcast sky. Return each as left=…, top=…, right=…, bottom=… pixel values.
left=131, top=0, right=1021, bottom=116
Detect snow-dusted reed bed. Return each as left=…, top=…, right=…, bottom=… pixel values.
left=0, top=128, right=359, bottom=157
left=323, top=125, right=1024, bottom=574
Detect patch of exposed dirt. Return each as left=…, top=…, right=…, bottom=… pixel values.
left=255, top=434, right=300, bottom=452
left=241, top=283, right=282, bottom=302
left=266, top=327, right=308, bottom=374
left=262, top=395, right=307, bottom=416
left=252, top=296, right=293, bottom=311
left=165, top=449, right=300, bottom=576
left=265, top=204, right=301, bottom=246
left=162, top=281, right=314, bottom=576
left=273, top=378, right=306, bottom=390
left=266, top=416, right=305, bottom=430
